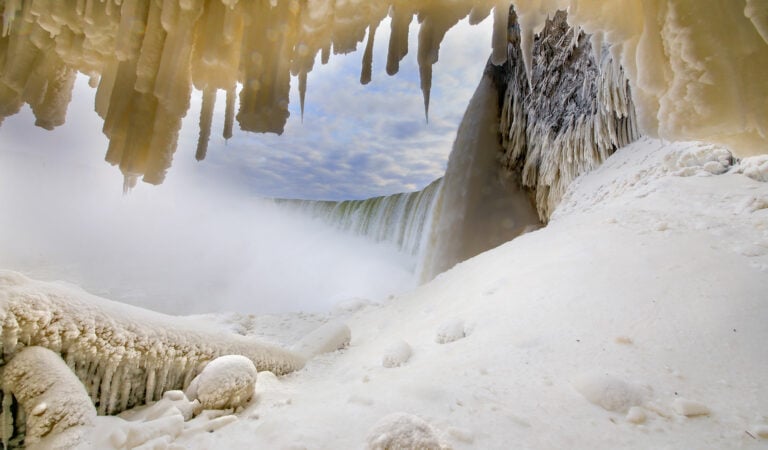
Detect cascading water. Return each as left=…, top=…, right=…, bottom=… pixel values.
left=419, top=72, right=542, bottom=281
left=277, top=178, right=443, bottom=258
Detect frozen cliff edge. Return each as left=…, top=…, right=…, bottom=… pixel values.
left=0, top=270, right=305, bottom=445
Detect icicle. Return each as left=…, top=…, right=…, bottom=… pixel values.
left=299, top=71, right=307, bottom=121
left=360, top=22, right=378, bottom=85
left=195, top=87, right=216, bottom=161
left=491, top=0, right=509, bottom=65
left=223, top=85, right=235, bottom=139
left=386, top=4, right=412, bottom=76
left=520, top=23, right=534, bottom=88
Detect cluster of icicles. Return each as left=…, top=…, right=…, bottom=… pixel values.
left=499, top=10, right=639, bottom=220
left=0, top=0, right=511, bottom=188
left=0, top=270, right=305, bottom=447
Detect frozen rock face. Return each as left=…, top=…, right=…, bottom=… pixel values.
left=498, top=9, right=639, bottom=221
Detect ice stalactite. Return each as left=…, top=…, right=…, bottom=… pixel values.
left=499, top=9, right=639, bottom=221
left=0, top=270, right=305, bottom=442
left=0, top=0, right=503, bottom=185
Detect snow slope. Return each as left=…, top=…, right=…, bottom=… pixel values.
left=70, top=137, right=766, bottom=449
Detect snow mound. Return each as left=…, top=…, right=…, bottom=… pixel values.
left=435, top=319, right=466, bottom=344
left=735, top=155, right=768, bottom=182
left=291, top=320, right=351, bottom=359
left=381, top=340, right=412, bottom=368
left=186, top=356, right=257, bottom=411
left=366, top=413, right=444, bottom=450
left=1, top=346, right=96, bottom=449
left=572, top=373, right=647, bottom=413
left=664, top=142, right=734, bottom=176
left=671, top=398, right=710, bottom=417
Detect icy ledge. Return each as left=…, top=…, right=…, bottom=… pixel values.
left=0, top=271, right=305, bottom=444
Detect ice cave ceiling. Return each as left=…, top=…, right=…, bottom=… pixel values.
left=0, top=0, right=766, bottom=188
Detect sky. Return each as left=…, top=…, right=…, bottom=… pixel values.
left=0, top=16, right=494, bottom=202
left=0, top=14, right=497, bottom=314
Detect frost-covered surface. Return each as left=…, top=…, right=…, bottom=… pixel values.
left=185, top=356, right=257, bottom=411
left=1, top=346, right=96, bottom=449
left=0, top=271, right=304, bottom=428
left=96, top=137, right=766, bottom=449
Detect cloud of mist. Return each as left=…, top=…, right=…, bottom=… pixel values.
left=0, top=82, right=416, bottom=315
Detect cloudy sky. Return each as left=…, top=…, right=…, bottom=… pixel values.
left=0, top=16, right=494, bottom=201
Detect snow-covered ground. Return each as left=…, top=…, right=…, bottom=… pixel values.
left=5, top=137, right=768, bottom=449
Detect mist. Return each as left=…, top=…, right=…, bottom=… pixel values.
left=0, top=79, right=417, bottom=315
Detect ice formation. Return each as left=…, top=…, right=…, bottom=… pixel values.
left=1, top=346, right=96, bottom=449
left=499, top=9, right=639, bottom=220
left=0, top=270, right=304, bottom=444
left=185, top=355, right=257, bottom=411
left=0, top=0, right=508, bottom=186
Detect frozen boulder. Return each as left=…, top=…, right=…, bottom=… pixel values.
left=186, top=355, right=257, bottom=410
left=366, top=413, right=443, bottom=450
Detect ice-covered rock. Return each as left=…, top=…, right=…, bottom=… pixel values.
left=0, top=346, right=96, bottom=449
left=366, top=413, right=443, bottom=450
left=736, top=155, right=768, bottom=182
left=186, top=355, right=257, bottom=411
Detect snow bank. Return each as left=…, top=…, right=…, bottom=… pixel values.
left=0, top=271, right=305, bottom=422
left=1, top=346, right=96, bottom=449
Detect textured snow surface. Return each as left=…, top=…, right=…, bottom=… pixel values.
left=131, top=138, right=764, bottom=449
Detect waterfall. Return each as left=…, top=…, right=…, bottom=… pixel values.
left=281, top=71, right=541, bottom=282
left=419, top=73, right=542, bottom=281
left=277, top=178, right=443, bottom=258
